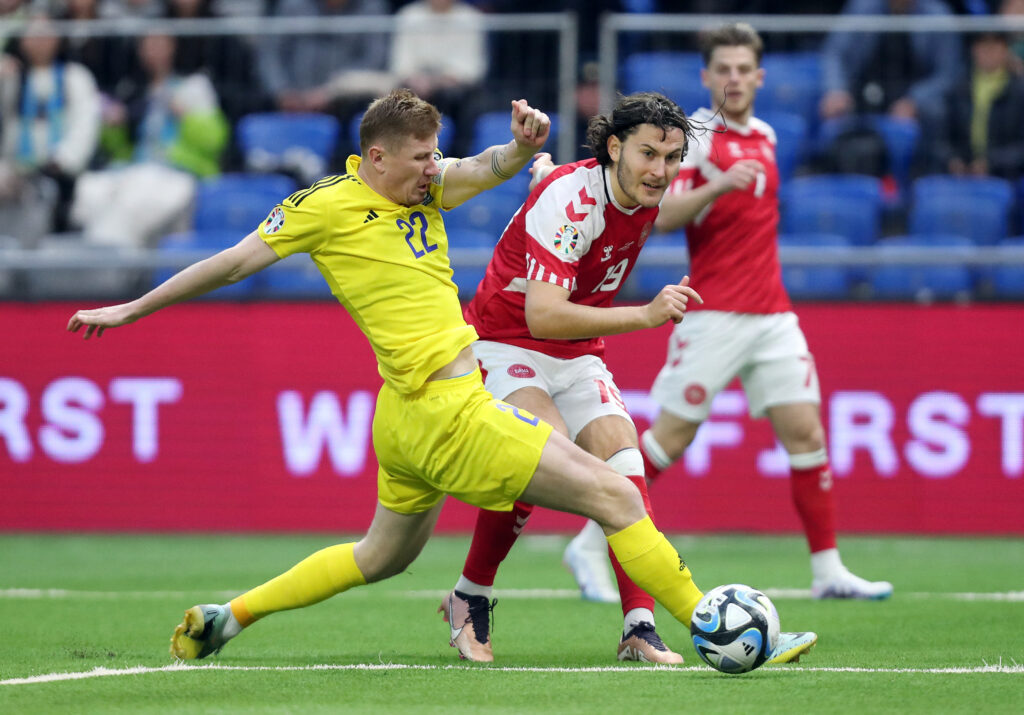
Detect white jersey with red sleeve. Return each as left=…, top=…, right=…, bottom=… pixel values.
left=667, top=107, right=791, bottom=314
left=465, top=158, right=657, bottom=360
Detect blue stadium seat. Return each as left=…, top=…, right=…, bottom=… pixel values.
left=155, top=230, right=256, bottom=297
left=873, top=116, right=919, bottom=192
left=868, top=234, right=974, bottom=301
left=620, top=52, right=706, bottom=113
left=779, top=175, right=883, bottom=246
left=448, top=229, right=495, bottom=298
left=758, top=52, right=822, bottom=121
left=816, top=115, right=920, bottom=195
left=991, top=237, right=1024, bottom=299
left=236, top=112, right=340, bottom=170
left=350, top=112, right=455, bottom=157
left=443, top=185, right=524, bottom=237
left=778, top=233, right=851, bottom=299
left=193, top=173, right=298, bottom=234
left=757, top=110, right=808, bottom=183
left=910, top=175, right=1013, bottom=245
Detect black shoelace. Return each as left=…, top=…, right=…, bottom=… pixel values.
left=629, top=621, right=668, bottom=651
left=464, top=595, right=498, bottom=645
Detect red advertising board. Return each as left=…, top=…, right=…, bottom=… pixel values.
left=1, top=302, right=1021, bottom=534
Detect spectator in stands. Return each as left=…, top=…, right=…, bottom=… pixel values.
left=69, top=32, right=228, bottom=247
left=59, top=0, right=134, bottom=98
left=161, top=0, right=269, bottom=123
left=98, top=0, right=162, bottom=18
left=0, top=12, right=101, bottom=242
left=257, top=0, right=393, bottom=156
left=0, top=1, right=27, bottom=56
left=938, top=31, right=1024, bottom=179
left=820, top=0, right=962, bottom=131
left=389, top=0, right=486, bottom=158
left=1001, top=0, right=1024, bottom=73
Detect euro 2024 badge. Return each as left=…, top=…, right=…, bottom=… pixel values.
left=553, top=224, right=579, bottom=255
left=263, top=206, right=285, bottom=234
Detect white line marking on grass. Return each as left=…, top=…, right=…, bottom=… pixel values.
left=3, top=662, right=1023, bottom=686
left=4, top=588, right=1024, bottom=602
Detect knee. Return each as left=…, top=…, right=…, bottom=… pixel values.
left=353, top=540, right=414, bottom=584
left=590, top=469, right=646, bottom=532
left=797, top=421, right=826, bottom=452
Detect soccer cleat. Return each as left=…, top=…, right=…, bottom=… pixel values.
left=562, top=535, right=619, bottom=604
left=812, top=570, right=894, bottom=600
left=766, top=631, right=817, bottom=664
left=617, top=621, right=684, bottom=664
left=438, top=590, right=496, bottom=662
left=170, top=604, right=232, bottom=660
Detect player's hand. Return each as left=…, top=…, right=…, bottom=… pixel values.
left=528, top=152, right=556, bottom=192
left=67, top=302, right=139, bottom=339
left=710, top=159, right=763, bottom=196
left=644, top=275, right=703, bottom=327
left=509, top=99, right=550, bottom=152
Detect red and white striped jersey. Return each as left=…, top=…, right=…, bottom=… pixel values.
left=667, top=107, right=791, bottom=314
left=465, top=158, right=657, bottom=360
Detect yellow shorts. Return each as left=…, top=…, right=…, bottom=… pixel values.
left=373, top=368, right=552, bottom=514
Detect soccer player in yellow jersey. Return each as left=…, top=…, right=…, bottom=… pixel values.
left=69, top=89, right=716, bottom=663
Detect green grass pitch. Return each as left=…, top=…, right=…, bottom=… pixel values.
left=2, top=532, right=1022, bottom=713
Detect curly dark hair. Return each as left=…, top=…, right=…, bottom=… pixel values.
left=586, top=92, right=694, bottom=167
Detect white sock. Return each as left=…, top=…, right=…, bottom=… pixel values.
left=219, top=604, right=243, bottom=639
left=641, top=430, right=673, bottom=470
left=454, top=575, right=493, bottom=599
left=810, top=548, right=846, bottom=582
left=571, top=518, right=607, bottom=552
left=624, top=607, right=655, bottom=632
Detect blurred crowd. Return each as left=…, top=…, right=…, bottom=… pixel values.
left=0, top=0, right=1021, bottom=254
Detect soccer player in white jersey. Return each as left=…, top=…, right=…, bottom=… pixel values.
left=640, top=23, right=893, bottom=600
left=441, top=92, right=816, bottom=665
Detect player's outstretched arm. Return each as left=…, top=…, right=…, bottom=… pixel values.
left=656, top=158, right=763, bottom=232
left=524, top=276, right=702, bottom=341
left=441, top=99, right=550, bottom=209
left=67, top=232, right=280, bottom=339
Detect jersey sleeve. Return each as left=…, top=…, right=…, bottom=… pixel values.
left=521, top=173, right=600, bottom=288
left=257, top=184, right=332, bottom=258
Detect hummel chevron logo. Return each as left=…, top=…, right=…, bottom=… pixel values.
left=363, top=210, right=379, bottom=223
left=565, top=187, right=597, bottom=222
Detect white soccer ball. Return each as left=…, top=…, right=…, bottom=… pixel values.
left=690, top=583, right=781, bottom=674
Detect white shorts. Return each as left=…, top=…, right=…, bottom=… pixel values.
left=472, top=340, right=633, bottom=441
left=649, top=311, right=820, bottom=421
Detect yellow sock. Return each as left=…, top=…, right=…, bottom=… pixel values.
left=606, top=516, right=704, bottom=626
left=230, top=543, right=366, bottom=627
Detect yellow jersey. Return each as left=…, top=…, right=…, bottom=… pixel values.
left=257, top=155, right=478, bottom=394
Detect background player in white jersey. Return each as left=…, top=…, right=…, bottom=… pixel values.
left=642, top=23, right=892, bottom=600
left=440, top=92, right=815, bottom=665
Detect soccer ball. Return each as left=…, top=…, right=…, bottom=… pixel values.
left=690, top=584, right=781, bottom=674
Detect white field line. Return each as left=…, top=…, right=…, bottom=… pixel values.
left=3, top=662, right=1023, bottom=686
left=3, top=588, right=1023, bottom=601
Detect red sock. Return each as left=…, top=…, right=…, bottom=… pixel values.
left=790, top=463, right=838, bottom=553
left=608, top=475, right=656, bottom=616
left=641, top=444, right=667, bottom=483
left=461, top=501, right=534, bottom=586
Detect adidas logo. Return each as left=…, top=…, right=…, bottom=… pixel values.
left=363, top=210, right=379, bottom=223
